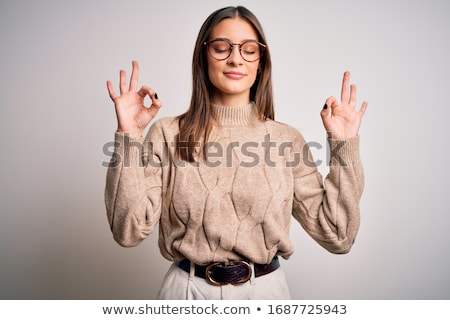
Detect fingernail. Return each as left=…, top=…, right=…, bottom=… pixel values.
left=323, top=103, right=328, bottom=109
left=155, top=93, right=158, bottom=99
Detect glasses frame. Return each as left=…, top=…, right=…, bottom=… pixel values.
left=204, top=38, right=267, bottom=62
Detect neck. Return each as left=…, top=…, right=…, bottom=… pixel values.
left=211, top=90, right=250, bottom=107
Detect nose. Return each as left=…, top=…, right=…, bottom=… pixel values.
left=227, top=45, right=243, bottom=64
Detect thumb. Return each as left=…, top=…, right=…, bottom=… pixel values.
left=320, top=102, right=329, bottom=119
left=321, top=96, right=335, bottom=119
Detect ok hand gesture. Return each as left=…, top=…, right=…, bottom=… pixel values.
left=106, top=60, right=162, bottom=138
left=320, top=71, right=368, bottom=140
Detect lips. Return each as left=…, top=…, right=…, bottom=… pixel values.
left=223, top=71, right=246, bottom=79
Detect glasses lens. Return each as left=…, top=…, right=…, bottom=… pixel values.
left=241, top=42, right=261, bottom=62
left=208, top=40, right=231, bottom=60
left=207, top=40, right=264, bottom=62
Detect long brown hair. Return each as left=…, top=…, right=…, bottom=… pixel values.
left=176, top=6, right=274, bottom=162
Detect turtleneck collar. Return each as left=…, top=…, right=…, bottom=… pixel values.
left=211, top=102, right=259, bottom=127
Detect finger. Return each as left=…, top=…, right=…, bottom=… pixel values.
left=359, top=101, right=368, bottom=115
left=119, top=69, right=127, bottom=95
left=148, top=98, right=162, bottom=118
left=106, top=80, right=117, bottom=100
left=138, top=86, right=162, bottom=108
left=341, top=71, right=350, bottom=103
left=349, top=84, right=357, bottom=108
left=320, top=103, right=329, bottom=119
left=326, top=96, right=338, bottom=109
left=321, top=96, right=337, bottom=117
left=144, top=87, right=162, bottom=117
left=137, top=85, right=154, bottom=99
left=129, top=60, right=139, bottom=92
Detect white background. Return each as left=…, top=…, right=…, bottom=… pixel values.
left=0, top=0, right=449, bottom=299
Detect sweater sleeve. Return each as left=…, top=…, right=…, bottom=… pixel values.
left=104, top=122, right=164, bottom=247
left=291, top=134, right=364, bottom=254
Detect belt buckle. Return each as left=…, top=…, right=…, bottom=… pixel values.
left=205, top=261, right=252, bottom=286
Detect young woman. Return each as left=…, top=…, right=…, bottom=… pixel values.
left=105, top=6, right=367, bottom=300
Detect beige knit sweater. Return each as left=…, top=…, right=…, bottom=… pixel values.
left=105, top=103, right=364, bottom=265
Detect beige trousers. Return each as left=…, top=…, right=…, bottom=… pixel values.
left=157, top=262, right=291, bottom=300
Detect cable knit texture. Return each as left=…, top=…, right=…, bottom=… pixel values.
left=105, top=103, right=364, bottom=264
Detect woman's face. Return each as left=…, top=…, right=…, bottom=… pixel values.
left=206, top=17, right=260, bottom=106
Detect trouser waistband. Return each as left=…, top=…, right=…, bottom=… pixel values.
left=176, top=256, right=280, bottom=286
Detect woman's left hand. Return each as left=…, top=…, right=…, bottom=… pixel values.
left=321, top=71, right=368, bottom=140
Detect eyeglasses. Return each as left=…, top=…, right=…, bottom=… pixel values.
left=204, top=38, right=266, bottom=62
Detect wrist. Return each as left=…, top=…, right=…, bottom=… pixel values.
left=116, top=127, right=143, bottom=139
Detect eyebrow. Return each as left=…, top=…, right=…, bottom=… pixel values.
left=209, top=37, right=259, bottom=43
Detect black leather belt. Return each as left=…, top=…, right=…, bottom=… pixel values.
left=176, top=256, right=280, bottom=286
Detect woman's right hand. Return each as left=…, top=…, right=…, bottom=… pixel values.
left=106, top=60, right=162, bottom=138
